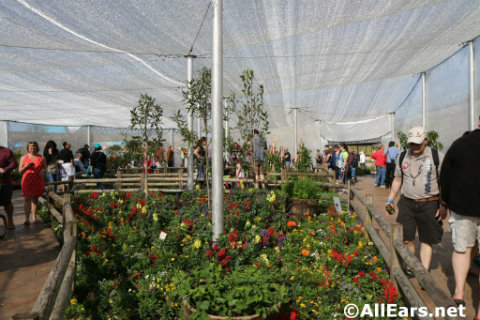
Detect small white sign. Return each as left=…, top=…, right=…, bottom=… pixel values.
left=159, top=231, right=168, bottom=241
left=333, top=197, right=342, bottom=213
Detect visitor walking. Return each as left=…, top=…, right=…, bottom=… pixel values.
left=43, top=140, right=60, bottom=189
left=314, top=149, right=323, bottom=173
left=359, top=151, right=366, bottom=167
left=439, top=126, right=480, bottom=309
left=167, top=145, right=174, bottom=168
left=90, top=143, right=107, bottom=189
left=284, top=148, right=292, bottom=169
left=371, top=145, right=387, bottom=187
left=252, top=129, right=266, bottom=189
left=194, top=137, right=207, bottom=188
left=0, top=144, right=17, bottom=230
left=385, top=141, right=400, bottom=188
left=19, top=142, right=46, bottom=226
left=385, top=127, right=445, bottom=273
left=76, top=144, right=91, bottom=168
left=59, top=141, right=75, bottom=181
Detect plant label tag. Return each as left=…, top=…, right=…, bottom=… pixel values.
left=333, top=197, right=342, bottom=213
left=159, top=231, right=167, bottom=241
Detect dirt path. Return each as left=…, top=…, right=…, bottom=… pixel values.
left=352, top=174, right=476, bottom=319
left=0, top=190, right=60, bottom=320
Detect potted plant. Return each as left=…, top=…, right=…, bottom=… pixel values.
left=282, top=178, right=320, bottom=216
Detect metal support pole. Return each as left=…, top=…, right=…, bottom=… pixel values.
left=197, top=116, right=202, bottom=137
left=4, top=121, right=9, bottom=148
left=293, top=108, right=298, bottom=157
left=391, top=113, right=395, bottom=141
left=469, top=41, right=475, bottom=131
left=87, top=125, right=91, bottom=147
left=224, top=99, right=229, bottom=163
left=422, top=72, right=426, bottom=129
left=186, top=54, right=196, bottom=190
left=211, top=0, right=224, bottom=242
left=170, top=128, right=174, bottom=147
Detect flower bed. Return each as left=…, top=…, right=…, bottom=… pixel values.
left=65, top=189, right=402, bottom=319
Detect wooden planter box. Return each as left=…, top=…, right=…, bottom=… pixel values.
left=288, top=198, right=318, bottom=217
left=183, top=300, right=269, bottom=320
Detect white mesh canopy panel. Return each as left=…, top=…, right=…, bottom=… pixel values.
left=0, top=1, right=479, bottom=148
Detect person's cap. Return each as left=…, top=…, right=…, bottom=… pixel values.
left=407, top=127, right=426, bottom=144
left=94, top=143, right=101, bottom=149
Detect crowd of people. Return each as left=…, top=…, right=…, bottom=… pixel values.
left=0, top=140, right=107, bottom=228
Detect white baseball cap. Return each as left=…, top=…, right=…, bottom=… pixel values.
left=407, top=127, right=426, bottom=144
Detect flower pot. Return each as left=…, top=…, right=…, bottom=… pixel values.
left=182, top=299, right=278, bottom=320
left=288, top=198, right=318, bottom=217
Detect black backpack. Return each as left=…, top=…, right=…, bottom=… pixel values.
left=347, top=152, right=355, bottom=166
left=399, top=149, right=440, bottom=179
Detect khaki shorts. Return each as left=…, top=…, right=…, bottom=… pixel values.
left=449, top=211, right=480, bottom=253
left=254, top=160, right=264, bottom=176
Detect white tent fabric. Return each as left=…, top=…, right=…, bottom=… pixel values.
left=0, top=1, right=480, bottom=147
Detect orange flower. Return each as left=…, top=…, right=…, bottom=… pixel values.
left=301, top=249, right=310, bottom=256
left=287, top=221, right=298, bottom=227
left=310, top=231, right=315, bottom=236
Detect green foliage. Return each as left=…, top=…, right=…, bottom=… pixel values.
left=266, top=153, right=283, bottom=173
left=229, top=70, right=269, bottom=140
left=295, top=144, right=312, bottom=172
left=130, top=94, right=165, bottom=151
left=398, top=130, right=444, bottom=151
left=281, top=178, right=321, bottom=200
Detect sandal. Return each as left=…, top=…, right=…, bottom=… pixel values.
left=24, top=221, right=30, bottom=227
left=453, top=299, right=465, bottom=307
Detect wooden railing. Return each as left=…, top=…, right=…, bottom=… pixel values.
left=348, top=183, right=459, bottom=320
left=13, top=187, right=77, bottom=320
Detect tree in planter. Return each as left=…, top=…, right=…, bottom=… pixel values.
left=228, top=70, right=269, bottom=179
left=295, top=143, right=312, bottom=173
left=130, top=94, right=165, bottom=185
left=398, top=130, right=444, bottom=151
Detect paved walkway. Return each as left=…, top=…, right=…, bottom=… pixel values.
left=0, top=190, right=60, bottom=320
left=353, top=175, right=477, bottom=319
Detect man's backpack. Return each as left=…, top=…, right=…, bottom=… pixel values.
left=399, top=149, right=440, bottom=179
left=347, top=152, right=355, bottom=166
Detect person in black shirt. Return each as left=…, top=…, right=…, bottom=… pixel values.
left=59, top=141, right=75, bottom=181
left=90, top=143, right=107, bottom=189
left=76, top=144, right=90, bottom=168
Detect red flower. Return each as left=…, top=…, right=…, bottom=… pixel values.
left=287, top=221, right=297, bottom=227
left=220, top=255, right=231, bottom=266
left=212, top=244, right=219, bottom=252
left=206, top=250, right=212, bottom=258
left=217, top=248, right=226, bottom=259
left=353, top=277, right=359, bottom=283
left=289, top=309, right=299, bottom=320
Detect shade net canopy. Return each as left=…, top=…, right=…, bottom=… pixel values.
left=0, top=0, right=480, bottom=149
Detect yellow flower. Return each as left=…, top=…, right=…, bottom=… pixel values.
left=300, top=303, right=306, bottom=308
left=171, top=257, right=175, bottom=261
left=290, top=276, right=295, bottom=280
left=306, top=243, right=311, bottom=249
left=248, top=188, right=254, bottom=193
left=109, top=299, right=113, bottom=304
left=195, top=185, right=200, bottom=191
left=358, top=241, right=364, bottom=248
left=141, top=206, right=147, bottom=214
left=70, top=298, right=77, bottom=305
left=240, top=181, right=245, bottom=190
left=193, top=240, right=201, bottom=249
left=255, top=235, right=261, bottom=243
left=153, top=213, right=158, bottom=222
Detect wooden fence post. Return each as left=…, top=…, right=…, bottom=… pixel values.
left=67, top=175, right=74, bottom=193
left=390, top=223, right=403, bottom=288
left=117, top=170, right=122, bottom=191
left=347, top=180, right=351, bottom=211
left=47, top=185, right=53, bottom=212
left=363, top=194, right=373, bottom=239
left=178, top=168, right=184, bottom=189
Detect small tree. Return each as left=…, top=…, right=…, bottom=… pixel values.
left=230, top=70, right=269, bottom=141
left=398, top=130, right=444, bottom=151
left=130, top=94, right=165, bottom=174
left=295, top=143, right=312, bottom=172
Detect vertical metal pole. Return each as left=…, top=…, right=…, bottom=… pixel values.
left=294, top=108, right=298, bottom=158
left=391, top=113, right=395, bottom=140
left=469, top=41, right=475, bottom=131
left=87, top=125, right=91, bottom=147
left=212, top=0, right=224, bottom=242
left=197, top=116, right=202, bottom=137
left=5, top=121, right=9, bottom=148
left=186, top=54, right=196, bottom=190
left=422, top=72, right=426, bottom=129
left=170, top=128, right=174, bottom=147
left=224, top=99, right=229, bottom=163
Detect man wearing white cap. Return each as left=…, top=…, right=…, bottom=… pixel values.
left=385, top=127, right=447, bottom=273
